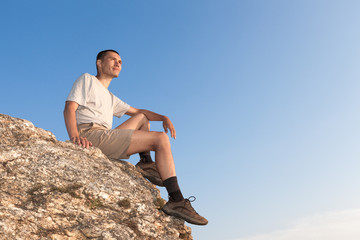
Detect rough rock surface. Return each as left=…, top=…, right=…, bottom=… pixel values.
left=0, top=114, right=192, bottom=240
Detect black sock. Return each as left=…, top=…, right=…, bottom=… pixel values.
left=163, top=176, right=184, bottom=202
left=139, top=152, right=153, bottom=163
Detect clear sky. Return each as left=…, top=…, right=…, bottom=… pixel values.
left=1, top=1, right=360, bottom=239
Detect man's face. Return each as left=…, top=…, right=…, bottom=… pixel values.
left=97, top=51, right=122, bottom=78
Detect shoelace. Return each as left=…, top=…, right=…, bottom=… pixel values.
left=166, top=195, right=201, bottom=215
left=186, top=196, right=196, bottom=202
left=184, top=196, right=200, bottom=214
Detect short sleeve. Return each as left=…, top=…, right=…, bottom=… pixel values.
left=113, top=94, right=130, bottom=118
left=66, top=74, right=91, bottom=106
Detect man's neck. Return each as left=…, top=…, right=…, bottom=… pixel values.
left=95, top=74, right=113, bottom=89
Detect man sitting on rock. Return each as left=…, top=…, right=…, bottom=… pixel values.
left=63, top=49, right=208, bottom=226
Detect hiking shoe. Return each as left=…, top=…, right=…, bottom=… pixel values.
left=162, top=196, right=208, bottom=225
left=135, top=161, right=164, bottom=187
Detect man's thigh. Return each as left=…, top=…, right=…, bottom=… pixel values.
left=126, top=130, right=166, bottom=156
left=115, top=113, right=149, bottom=130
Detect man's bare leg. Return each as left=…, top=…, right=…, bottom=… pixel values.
left=116, top=113, right=152, bottom=162
left=125, top=130, right=176, bottom=180
left=117, top=114, right=208, bottom=225
left=116, top=113, right=175, bottom=180
left=115, top=113, right=150, bottom=131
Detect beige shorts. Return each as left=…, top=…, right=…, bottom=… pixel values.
left=78, top=123, right=134, bottom=159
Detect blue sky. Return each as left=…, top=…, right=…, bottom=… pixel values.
left=1, top=1, right=360, bottom=239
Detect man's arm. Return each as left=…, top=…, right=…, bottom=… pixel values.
left=126, top=106, right=176, bottom=139
left=63, top=101, right=92, bottom=148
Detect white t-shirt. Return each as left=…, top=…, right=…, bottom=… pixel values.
left=66, top=73, right=130, bottom=129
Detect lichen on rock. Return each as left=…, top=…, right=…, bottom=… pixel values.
left=0, top=114, right=192, bottom=239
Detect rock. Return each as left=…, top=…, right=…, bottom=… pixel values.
left=0, top=114, right=192, bottom=240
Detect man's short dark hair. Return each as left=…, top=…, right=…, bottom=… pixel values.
left=96, top=49, right=119, bottom=61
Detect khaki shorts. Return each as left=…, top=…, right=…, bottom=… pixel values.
left=78, top=123, right=134, bottom=159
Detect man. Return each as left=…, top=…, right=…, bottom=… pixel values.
left=63, top=49, right=208, bottom=225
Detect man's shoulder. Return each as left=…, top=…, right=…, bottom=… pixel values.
left=80, top=73, right=95, bottom=79
left=74, top=73, right=96, bottom=83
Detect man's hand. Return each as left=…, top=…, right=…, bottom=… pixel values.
left=71, top=136, right=92, bottom=149
left=163, top=117, right=176, bottom=139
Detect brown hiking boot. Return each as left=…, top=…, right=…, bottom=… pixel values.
left=162, top=196, right=208, bottom=225
left=135, top=161, right=164, bottom=187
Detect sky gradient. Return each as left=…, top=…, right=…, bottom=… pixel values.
left=1, top=1, right=360, bottom=239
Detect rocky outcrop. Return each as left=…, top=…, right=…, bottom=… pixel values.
left=0, top=114, right=192, bottom=240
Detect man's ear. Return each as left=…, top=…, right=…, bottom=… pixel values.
left=96, top=59, right=102, bottom=74
left=96, top=59, right=102, bottom=69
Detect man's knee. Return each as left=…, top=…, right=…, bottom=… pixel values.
left=132, top=113, right=150, bottom=128
left=156, top=132, right=170, bottom=147
left=132, top=112, right=146, bottom=120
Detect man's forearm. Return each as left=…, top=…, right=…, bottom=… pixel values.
left=138, top=109, right=168, bottom=122
left=63, top=107, right=79, bottom=139
left=63, top=102, right=92, bottom=148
